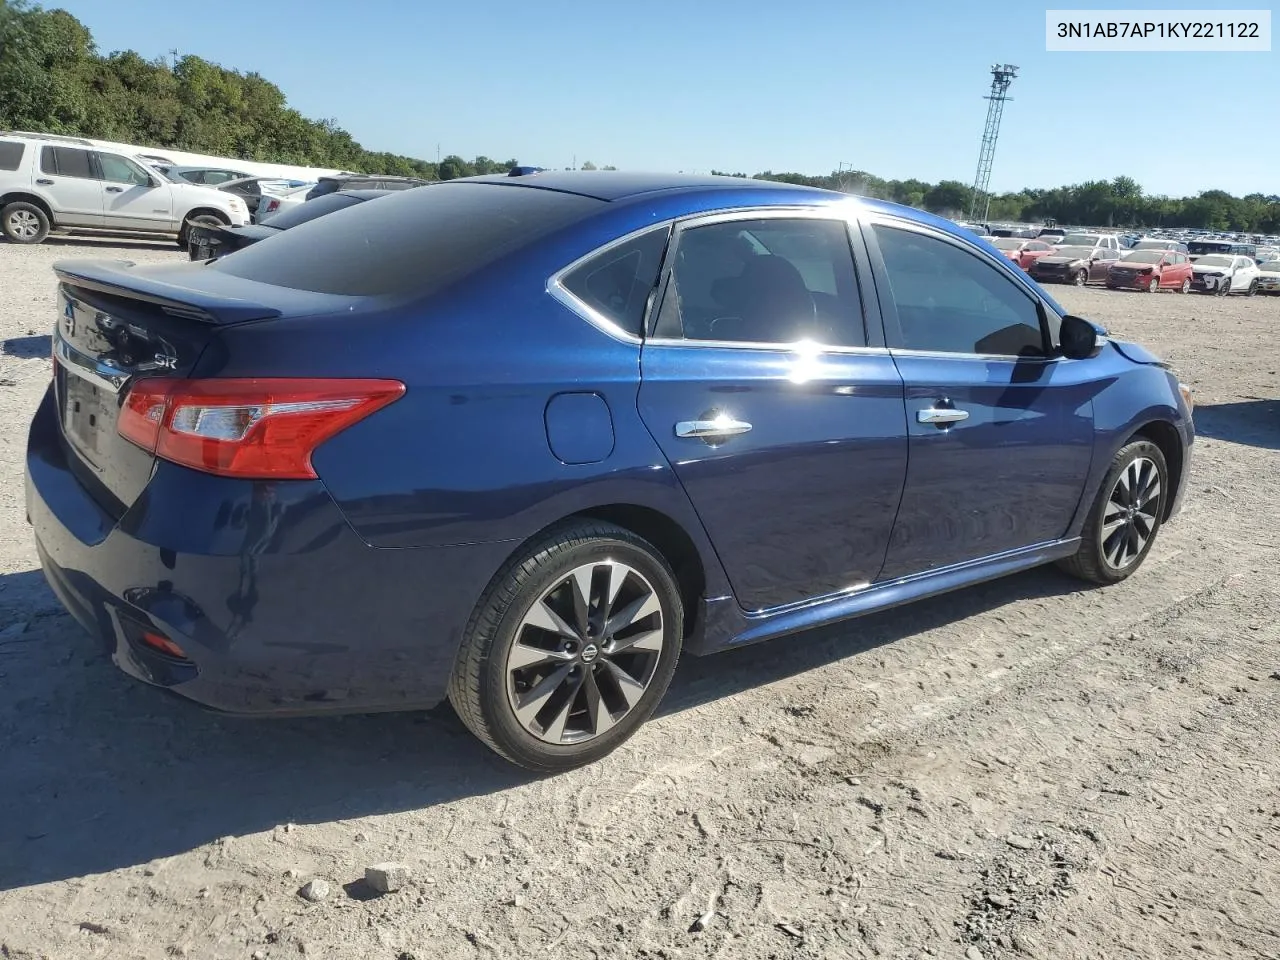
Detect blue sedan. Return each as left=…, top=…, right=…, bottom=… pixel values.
left=25, top=172, right=1194, bottom=770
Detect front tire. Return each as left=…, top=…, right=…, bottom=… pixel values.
left=1179, top=278, right=1191, bottom=294
left=1074, top=269, right=1088, bottom=287
left=177, top=213, right=225, bottom=250
left=448, top=520, right=684, bottom=772
left=1, top=201, right=51, bottom=244
left=1058, top=439, right=1168, bottom=585
left=1147, top=277, right=1160, bottom=293
left=1247, top=279, right=1258, bottom=297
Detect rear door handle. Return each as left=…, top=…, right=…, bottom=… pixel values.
left=104, top=185, right=123, bottom=193
left=36, top=178, right=54, bottom=185
left=917, top=407, right=969, bottom=425
left=675, top=417, right=752, bottom=440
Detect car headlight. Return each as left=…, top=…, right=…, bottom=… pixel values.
left=1178, top=382, right=1194, bottom=412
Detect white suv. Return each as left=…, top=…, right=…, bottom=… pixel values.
left=0, top=133, right=250, bottom=247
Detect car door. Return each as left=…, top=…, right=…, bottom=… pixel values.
left=1090, top=245, right=1119, bottom=280
left=95, top=151, right=172, bottom=231
left=636, top=211, right=909, bottom=612
left=860, top=217, right=1098, bottom=580
left=36, top=146, right=103, bottom=227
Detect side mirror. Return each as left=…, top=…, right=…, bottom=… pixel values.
left=1059, top=314, right=1103, bottom=360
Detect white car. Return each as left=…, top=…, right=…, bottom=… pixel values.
left=253, top=183, right=317, bottom=223
left=1190, top=255, right=1260, bottom=296
left=0, top=132, right=249, bottom=246
left=1255, top=260, right=1280, bottom=294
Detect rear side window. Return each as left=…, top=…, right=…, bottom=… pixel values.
left=559, top=227, right=669, bottom=337
left=873, top=224, right=1046, bottom=357
left=0, top=140, right=24, bottom=171
left=41, top=146, right=94, bottom=179
left=213, top=182, right=604, bottom=297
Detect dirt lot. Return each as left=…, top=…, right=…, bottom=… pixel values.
left=1, top=239, right=1277, bottom=960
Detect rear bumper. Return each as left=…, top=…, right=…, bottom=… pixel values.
left=25, top=388, right=513, bottom=716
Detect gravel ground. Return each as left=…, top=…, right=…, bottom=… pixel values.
left=1, top=239, right=1278, bottom=960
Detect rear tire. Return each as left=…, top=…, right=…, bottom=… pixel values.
left=448, top=520, right=684, bottom=772
left=1247, top=279, right=1258, bottom=297
left=1057, top=439, right=1168, bottom=585
left=1, top=202, right=51, bottom=244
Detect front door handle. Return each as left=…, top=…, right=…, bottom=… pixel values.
left=917, top=407, right=969, bottom=425
left=104, top=185, right=124, bottom=193
left=36, top=178, right=54, bottom=185
left=675, top=417, right=752, bottom=440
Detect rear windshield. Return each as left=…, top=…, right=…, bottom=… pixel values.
left=212, top=183, right=604, bottom=297
left=262, top=191, right=368, bottom=230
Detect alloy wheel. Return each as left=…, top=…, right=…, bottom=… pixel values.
left=1147, top=277, right=1159, bottom=293
left=6, top=210, right=39, bottom=241
left=1074, top=270, right=1088, bottom=286
left=1180, top=278, right=1191, bottom=294
left=1100, top=456, right=1161, bottom=570
left=505, top=559, right=664, bottom=744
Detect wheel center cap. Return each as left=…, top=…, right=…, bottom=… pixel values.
left=580, top=643, right=600, bottom=664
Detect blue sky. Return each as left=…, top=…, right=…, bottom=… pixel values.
left=52, top=0, right=1277, bottom=196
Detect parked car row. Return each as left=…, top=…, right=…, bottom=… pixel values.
left=977, top=226, right=1273, bottom=296
left=26, top=171, right=1195, bottom=770
left=0, top=131, right=249, bottom=246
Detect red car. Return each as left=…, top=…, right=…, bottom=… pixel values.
left=990, top=237, right=1056, bottom=270
left=1105, top=250, right=1194, bottom=293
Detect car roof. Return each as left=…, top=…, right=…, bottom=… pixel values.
left=336, top=189, right=394, bottom=200
left=458, top=170, right=834, bottom=203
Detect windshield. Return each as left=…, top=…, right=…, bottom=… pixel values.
left=1122, top=251, right=1164, bottom=264
left=1188, top=241, right=1233, bottom=254
left=1257, top=260, right=1280, bottom=272
left=992, top=238, right=1023, bottom=250
left=1195, top=255, right=1234, bottom=268
left=1132, top=241, right=1170, bottom=250
left=1052, top=246, right=1094, bottom=259
left=1060, top=234, right=1099, bottom=245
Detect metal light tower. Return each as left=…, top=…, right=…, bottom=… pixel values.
left=968, top=63, right=1018, bottom=223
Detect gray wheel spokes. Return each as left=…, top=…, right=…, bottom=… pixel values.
left=1101, top=456, right=1159, bottom=570
left=507, top=559, right=664, bottom=744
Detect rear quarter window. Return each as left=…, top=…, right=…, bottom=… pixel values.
left=212, top=183, right=604, bottom=297
left=0, top=140, right=25, bottom=171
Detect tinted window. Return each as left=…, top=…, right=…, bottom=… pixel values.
left=559, top=227, right=669, bottom=337
left=264, top=191, right=367, bottom=230
left=657, top=218, right=865, bottom=347
left=42, top=146, right=93, bottom=179
left=0, top=140, right=24, bottom=171
left=213, top=182, right=604, bottom=297
left=97, top=152, right=150, bottom=185
left=873, top=225, right=1046, bottom=357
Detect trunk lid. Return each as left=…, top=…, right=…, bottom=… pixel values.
left=50, top=259, right=359, bottom=516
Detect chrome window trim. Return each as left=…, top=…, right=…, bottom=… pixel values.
left=546, top=221, right=676, bottom=345
left=645, top=336, right=890, bottom=356
left=546, top=203, right=864, bottom=347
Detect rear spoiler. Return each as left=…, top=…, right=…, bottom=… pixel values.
left=53, top=259, right=284, bottom=325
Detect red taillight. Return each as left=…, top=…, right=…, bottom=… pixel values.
left=262, top=199, right=280, bottom=215
left=140, top=630, right=188, bottom=659
left=118, top=378, right=405, bottom=479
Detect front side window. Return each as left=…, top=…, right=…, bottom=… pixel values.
left=559, top=226, right=669, bottom=337
left=0, top=140, right=25, bottom=172
left=41, top=146, right=93, bottom=179
left=873, top=224, right=1047, bottom=358
left=655, top=217, right=865, bottom=347
left=96, top=152, right=151, bottom=186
